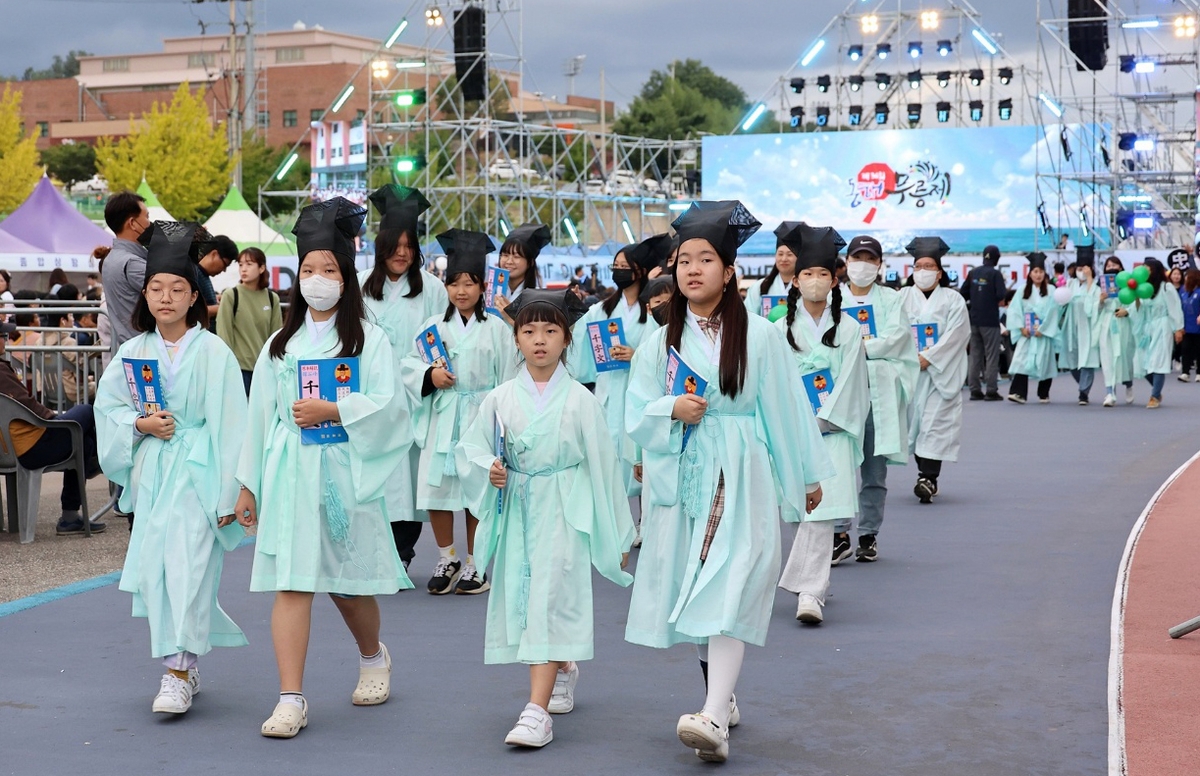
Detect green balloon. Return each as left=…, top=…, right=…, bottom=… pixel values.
left=1117, top=287, right=1137, bottom=305
left=1136, top=281, right=1155, bottom=299
left=1115, top=270, right=1133, bottom=287
left=1133, top=265, right=1151, bottom=284
left=767, top=303, right=789, bottom=323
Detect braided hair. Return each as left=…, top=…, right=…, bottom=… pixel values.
left=784, top=276, right=842, bottom=351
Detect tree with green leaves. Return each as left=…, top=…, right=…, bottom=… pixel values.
left=96, top=84, right=230, bottom=221
left=40, top=142, right=96, bottom=191
left=0, top=85, right=41, bottom=215
left=11, top=51, right=91, bottom=82
left=240, top=136, right=310, bottom=215
left=614, top=59, right=748, bottom=140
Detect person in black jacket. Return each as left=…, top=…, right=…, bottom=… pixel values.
left=963, top=245, right=1007, bottom=400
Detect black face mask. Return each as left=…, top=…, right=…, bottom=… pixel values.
left=611, top=269, right=636, bottom=289
left=651, top=303, right=668, bottom=326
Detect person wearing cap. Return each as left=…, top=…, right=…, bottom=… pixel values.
left=899, top=237, right=970, bottom=504
left=400, top=229, right=517, bottom=596
left=567, top=233, right=669, bottom=539
left=624, top=201, right=834, bottom=763
left=1061, top=247, right=1103, bottom=405
left=94, top=220, right=249, bottom=716
left=831, top=234, right=919, bottom=563
left=235, top=197, right=413, bottom=739
left=1006, top=253, right=1064, bottom=406
left=744, top=224, right=800, bottom=318
left=773, top=223, right=869, bottom=625
left=494, top=222, right=552, bottom=316
left=963, top=244, right=1008, bottom=400
left=1097, top=256, right=1137, bottom=406
left=360, top=184, right=447, bottom=572
left=1129, top=258, right=1185, bottom=408
left=454, top=288, right=634, bottom=749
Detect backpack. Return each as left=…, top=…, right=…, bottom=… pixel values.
left=230, top=286, right=279, bottom=318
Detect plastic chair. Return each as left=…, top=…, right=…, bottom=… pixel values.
left=0, top=394, right=90, bottom=543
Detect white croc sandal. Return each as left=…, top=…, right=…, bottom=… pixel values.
left=352, top=643, right=391, bottom=705
left=261, top=697, right=308, bottom=739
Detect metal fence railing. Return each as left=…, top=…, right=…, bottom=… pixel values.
left=2, top=301, right=109, bottom=411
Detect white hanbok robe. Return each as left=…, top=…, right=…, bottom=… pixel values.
left=899, top=284, right=970, bottom=462
left=1098, top=295, right=1136, bottom=387
left=849, top=285, right=919, bottom=463
left=1131, top=286, right=1185, bottom=376
left=1061, top=279, right=1102, bottom=370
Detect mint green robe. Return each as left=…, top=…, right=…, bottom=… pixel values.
left=1131, top=286, right=1185, bottom=376
left=1098, top=295, right=1136, bottom=387
left=1060, top=279, right=1102, bottom=370
left=237, top=319, right=413, bottom=595
left=775, top=308, right=870, bottom=522
left=456, top=364, right=635, bottom=664
left=1007, top=288, right=1063, bottom=381
left=96, top=327, right=248, bottom=659
left=623, top=315, right=836, bottom=648
left=360, top=268, right=448, bottom=522
left=848, top=285, right=918, bottom=463
left=567, top=296, right=660, bottom=496
left=400, top=311, right=517, bottom=511
left=743, top=274, right=789, bottom=318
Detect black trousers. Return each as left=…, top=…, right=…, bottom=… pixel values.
left=1009, top=374, right=1052, bottom=400
left=17, top=404, right=96, bottom=512
left=391, top=520, right=423, bottom=566
left=914, top=455, right=942, bottom=482
left=1181, top=332, right=1200, bottom=375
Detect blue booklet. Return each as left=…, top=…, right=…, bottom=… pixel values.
left=493, top=412, right=506, bottom=516
left=912, top=322, right=940, bottom=351
left=121, top=357, right=166, bottom=416
left=665, top=346, right=707, bottom=450
left=760, top=295, right=787, bottom=318
left=296, top=357, right=360, bottom=445
left=801, top=368, right=835, bottom=417
left=1099, top=274, right=1118, bottom=299
left=1023, top=312, right=1040, bottom=334
left=484, top=265, right=511, bottom=316
left=843, top=304, right=877, bottom=340
left=586, top=317, right=630, bottom=372
left=415, top=324, right=453, bottom=374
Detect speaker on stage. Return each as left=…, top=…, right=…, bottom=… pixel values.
left=454, top=5, right=487, bottom=102
left=1068, top=0, right=1108, bottom=72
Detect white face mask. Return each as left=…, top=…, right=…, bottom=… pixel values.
left=846, top=262, right=880, bottom=288
left=913, top=269, right=940, bottom=290
left=798, top=277, right=833, bottom=303
left=300, top=275, right=343, bottom=312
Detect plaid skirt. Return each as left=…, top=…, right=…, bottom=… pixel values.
left=700, top=472, right=725, bottom=564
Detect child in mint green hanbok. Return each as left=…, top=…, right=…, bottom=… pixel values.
left=1063, top=255, right=1103, bottom=404
left=625, top=202, right=834, bottom=764
left=1006, top=253, right=1063, bottom=404
left=360, top=185, right=446, bottom=570
left=95, top=221, right=248, bottom=717
left=456, top=289, right=634, bottom=750
left=772, top=223, right=869, bottom=626
left=742, top=234, right=797, bottom=318
left=235, top=198, right=412, bottom=740
left=1099, top=256, right=1137, bottom=406
left=492, top=222, right=552, bottom=322
left=401, top=229, right=517, bottom=596
left=1130, top=258, right=1186, bottom=408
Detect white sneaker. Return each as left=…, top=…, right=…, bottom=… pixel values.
left=631, top=527, right=642, bottom=549
left=1125, top=386, right=1135, bottom=404
left=677, top=712, right=729, bottom=762
left=505, top=702, right=553, bottom=747
left=187, top=666, right=200, bottom=696
left=1195, top=374, right=1200, bottom=383
left=796, top=593, right=824, bottom=624
left=152, top=673, right=193, bottom=714
left=547, top=662, right=579, bottom=714
left=728, top=694, right=740, bottom=728
left=1178, top=374, right=1190, bottom=382
left=1103, top=394, right=1116, bottom=407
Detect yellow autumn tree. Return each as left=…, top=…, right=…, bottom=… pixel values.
left=0, top=86, right=42, bottom=215
left=97, top=84, right=229, bottom=221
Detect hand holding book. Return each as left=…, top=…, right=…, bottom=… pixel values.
left=671, top=394, right=707, bottom=425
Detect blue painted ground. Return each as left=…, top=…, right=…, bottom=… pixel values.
left=2, top=378, right=1198, bottom=776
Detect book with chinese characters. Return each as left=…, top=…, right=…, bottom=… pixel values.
left=586, top=317, right=630, bottom=372
left=494, top=412, right=506, bottom=516
left=484, top=265, right=511, bottom=316
left=415, top=324, right=454, bottom=374
left=1023, top=312, right=1041, bottom=334
left=843, top=304, right=877, bottom=340
left=1099, top=274, right=1119, bottom=299
left=122, top=358, right=166, bottom=416
left=912, top=323, right=940, bottom=352
left=296, top=357, right=360, bottom=445
left=665, top=346, right=708, bottom=450
left=801, top=368, right=835, bottom=417
left=760, top=295, right=787, bottom=318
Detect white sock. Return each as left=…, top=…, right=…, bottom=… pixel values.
left=359, top=647, right=387, bottom=668
left=438, top=543, right=457, bottom=561
left=279, top=692, right=305, bottom=709
left=699, top=635, right=744, bottom=729
left=465, top=554, right=475, bottom=568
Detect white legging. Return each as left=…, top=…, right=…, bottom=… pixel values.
left=695, top=635, right=744, bottom=729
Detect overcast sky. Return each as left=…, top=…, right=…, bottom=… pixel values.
left=0, top=0, right=1047, bottom=108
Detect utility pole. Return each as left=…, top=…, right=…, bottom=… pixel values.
left=227, top=0, right=242, bottom=188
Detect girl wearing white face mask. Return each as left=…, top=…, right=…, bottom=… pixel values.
left=898, top=237, right=970, bottom=504
left=236, top=197, right=414, bottom=739
left=773, top=223, right=870, bottom=625
left=1005, top=253, right=1063, bottom=405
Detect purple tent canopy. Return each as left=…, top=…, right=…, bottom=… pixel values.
left=0, top=176, right=111, bottom=254
left=0, top=229, right=40, bottom=254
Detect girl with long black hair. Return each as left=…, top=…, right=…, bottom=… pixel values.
left=1131, top=258, right=1185, bottom=408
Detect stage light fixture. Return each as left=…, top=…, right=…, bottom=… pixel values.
left=1038, top=93, right=1063, bottom=118
left=969, top=100, right=983, bottom=121
left=1133, top=214, right=1156, bottom=230
left=848, top=45, right=863, bottom=61
left=907, top=103, right=922, bottom=123
left=1176, top=15, right=1196, bottom=37
left=848, top=105, right=864, bottom=126
left=936, top=101, right=951, bottom=123
left=790, top=77, right=805, bottom=93
left=1133, top=137, right=1155, bottom=152
left=395, top=154, right=426, bottom=173
left=907, top=70, right=922, bottom=89
left=972, top=28, right=999, bottom=55
left=861, top=14, right=879, bottom=34
left=816, top=75, right=832, bottom=92
left=1060, top=128, right=1072, bottom=161
left=1117, top=133, right=1136, bottom=151
left=875, top=103, right=890, bottom=125
left=849, top=75, right=864, bottom=92
left=921, top=11, right=940, bottom=30
left=998, top=67, right=1013, bottom=84
left=998, top=98, right=1013, bottom=120
left=877, top=43, right=892, bottom=60
left=969, top=69, right=984, bottom=86
left=790, top=106, right=805, bottom=128
left=1135, top=60, right=1155, bottom=73
left=425, top=7, right=444, bottom=26
left=816, top=106, right=831, bottom=127
left=876, top=73, right=891, bottom=90
left=937, top=71, right=951, bottom=87
left=909, top=42, right=923, bottom=59
left=1100, top=143, right=1111, bottom=168
left=394, top=88, right=427, bottom=108
left=801, top=39, right=826, bottom=67
left=1122, top=19, right=1159, bottom=29
left=1119, top=55, right=1135, bottom=73
left=937, top=40, right=952, bottom=56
